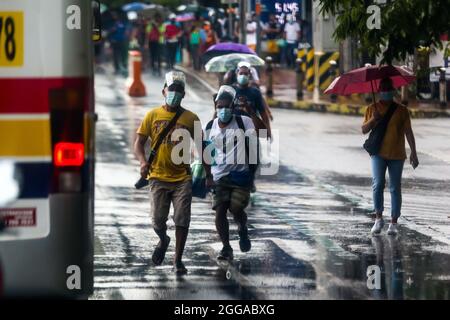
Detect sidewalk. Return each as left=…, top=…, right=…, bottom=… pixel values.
left=177, top=62, right=450, bottom=119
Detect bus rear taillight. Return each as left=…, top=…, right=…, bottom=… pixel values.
left=54, top=142, right=84, bottom=167
left=49, top=82, right=89, bottom=194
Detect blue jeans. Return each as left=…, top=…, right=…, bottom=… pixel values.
left=371, top=155, right=405, bottom=219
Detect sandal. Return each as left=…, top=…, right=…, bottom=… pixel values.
left=173, top=261, right=187, bottom=275
left=152, top=235, right=170, bottom=265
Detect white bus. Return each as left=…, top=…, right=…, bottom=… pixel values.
left=0, top=0, right=100, bottom=298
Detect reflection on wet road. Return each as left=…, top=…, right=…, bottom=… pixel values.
left=92, top=66, right=450, bottom=300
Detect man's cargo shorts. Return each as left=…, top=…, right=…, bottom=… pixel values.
left=149, top=178, right=192, bottom=230
left=212, top=175, right=251, bottom=212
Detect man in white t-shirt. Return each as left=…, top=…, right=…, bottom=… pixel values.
left=245, top=13, right=257, bottom=51
left=283, top=14, right=301, bottom=68
left=204, top=85, right=258, bottom=261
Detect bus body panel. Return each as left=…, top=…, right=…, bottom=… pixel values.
left=0, top=0, right=93, bottom=78
left=0, top=194, right=92, bottom=298
left=0, top=0, right=95, bottom=297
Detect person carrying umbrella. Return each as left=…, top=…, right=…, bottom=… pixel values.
left=233, top=61, right=272, bottom=139
left=362, top=77, right=419, bottom=236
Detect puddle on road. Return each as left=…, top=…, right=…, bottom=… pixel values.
left=254, top=165, right=450, bottom=299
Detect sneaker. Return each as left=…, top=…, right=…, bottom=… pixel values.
left=371, top=218, right=385, bottom=235
left=173, top=261, right=187, bottom=275
left=217, top=245, right=234, bottom=261
left=238, top=228, right=251, bottom=252
left=387, top=223, right=398, bottom=236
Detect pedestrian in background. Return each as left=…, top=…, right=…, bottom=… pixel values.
left=217, top=11, right=228, bottom=41
left=136, top=17, right=147, bottom=68
left=203, top=21, right=218, bottom=52
left=233, top=62, right=271, bottom=139
left=189, top=25, right=202, bottom=71
left=362, top=78, right=419, bottom=236
left=134, top=71, right=202, bottom=275
left=108, top=12, right=128, bottom=75
left=245, top=13, right=257, bottom=52
left=283, top=14, right=301, bottom=68
left=146, top=14, right=165, bottom=76
left=264, top=14, right=281, bottom=60
left=210, top=12, right=223, bottom=42
left=165, top=14, right=182, bottom=70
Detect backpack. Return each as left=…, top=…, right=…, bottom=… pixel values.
left=205, top=115, right=259, bottom=175
left=363, top=102, right=397, bottom=156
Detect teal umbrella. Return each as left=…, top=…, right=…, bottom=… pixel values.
left=205, top=53, right=265, bottom=73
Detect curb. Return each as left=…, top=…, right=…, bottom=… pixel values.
left=267, top=98, right=450, bottom=119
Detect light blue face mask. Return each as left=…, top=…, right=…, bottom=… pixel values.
left=379, top=91, right=394, bottom=101
left=217, top=107, right=232, bottom=123
left=165, top=91, right=183, bottom=107
left=237, top=74, right=249, bottom=85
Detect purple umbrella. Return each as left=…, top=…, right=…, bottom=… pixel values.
left=207, top=42, right=256, bottom=54
left=201, top=42, right=256, bottom=63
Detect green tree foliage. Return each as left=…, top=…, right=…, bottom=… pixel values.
left=318, top=0, right=450, bottom=64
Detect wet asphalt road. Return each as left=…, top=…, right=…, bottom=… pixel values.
left=91, top=65, right=450, bottom=300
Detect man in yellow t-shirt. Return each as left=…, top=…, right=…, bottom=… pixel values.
left=362, top=77, right=419, bottom=237
left=134, top=71, right=209, bottom=275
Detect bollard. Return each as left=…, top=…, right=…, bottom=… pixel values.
left=313, top=51, right=324, bottom=102
left=265, top=56, right=273, bottom=98
left=329, top=60, right=338, bottom=103
left=126, top=50, right=146, bottom=97
left=296, top=58, right=304, bottom=100
left=439, top=67, right=447, bottom=108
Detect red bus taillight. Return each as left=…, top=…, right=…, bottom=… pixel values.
left=49, top=81, right=90, bottom=193
left=54, top=142, right=84, bottom=167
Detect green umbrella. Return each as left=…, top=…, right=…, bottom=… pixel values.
left=205, top=53, right=265, bottom=73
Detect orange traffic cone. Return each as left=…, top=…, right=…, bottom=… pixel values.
left=126, top=50, right=146, bottom=97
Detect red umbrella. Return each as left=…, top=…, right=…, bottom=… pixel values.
left=324, top=65, right=416, bottom=97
